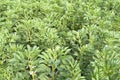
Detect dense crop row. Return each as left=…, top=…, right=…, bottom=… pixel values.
left=0, top=0, right=120, bottom=80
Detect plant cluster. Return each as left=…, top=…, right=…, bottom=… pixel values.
left=0, top=0, right=120, bottom=80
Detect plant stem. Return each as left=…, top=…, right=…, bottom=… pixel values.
left=52, top=65, right=55, bottom=80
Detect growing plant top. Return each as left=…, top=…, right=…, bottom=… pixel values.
left=0, top=0, right=120, bottom=80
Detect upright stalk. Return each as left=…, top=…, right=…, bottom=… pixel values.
left=52, top=65, right=55, bottom=80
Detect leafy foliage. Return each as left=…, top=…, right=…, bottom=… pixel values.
left=0, top=0, right=120, bottom=80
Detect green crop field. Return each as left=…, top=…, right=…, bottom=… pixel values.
left=0, top=0, right=120, bottom=80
